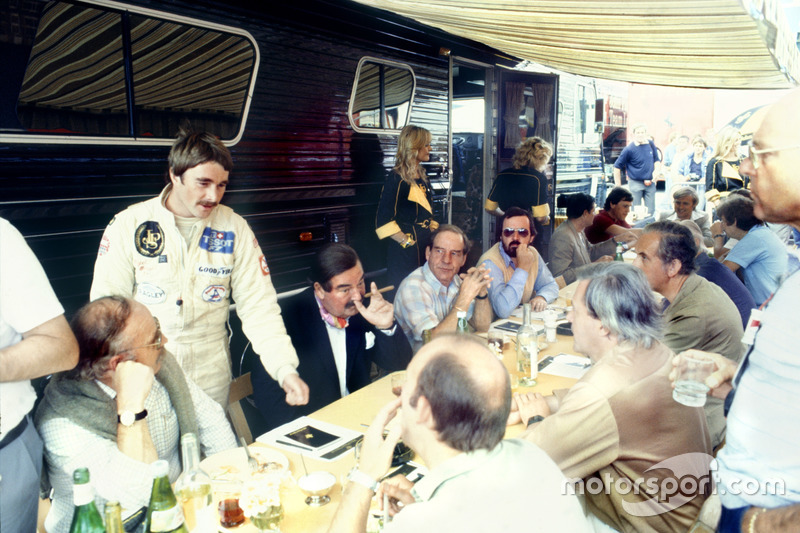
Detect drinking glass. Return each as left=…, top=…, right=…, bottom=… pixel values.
left=673, top=354, right=715, bottom=407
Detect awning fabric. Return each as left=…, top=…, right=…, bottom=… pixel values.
left=351, top=0, right=800, bottom=89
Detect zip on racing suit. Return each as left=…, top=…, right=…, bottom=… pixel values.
left=90, top=185, right=299, bottom=405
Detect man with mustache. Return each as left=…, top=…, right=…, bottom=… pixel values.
left=91, top=129, right=309, bottom=408
left=479, top=207, right=558, bottom=317
left=251, top=243, right=412, bottom=430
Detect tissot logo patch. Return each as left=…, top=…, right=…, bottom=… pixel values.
left=135, top=283, right=167, bottom=304
left=202, top=284, right=227, bottom=303
left=196, top=264, right=233, bottom=278
left=199, top=228, right=235, bottom=254
left=135, top=221, right=165, bottom=257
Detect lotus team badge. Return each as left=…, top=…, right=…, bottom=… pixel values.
left=135, top=221, right=165, bottom=257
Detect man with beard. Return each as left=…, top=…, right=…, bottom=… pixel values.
left=479, top=207, right=558, bottom=318
left=252, top=243, right=413, bottom=430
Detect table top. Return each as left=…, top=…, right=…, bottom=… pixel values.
left=214, top=294, right=582, bottom=532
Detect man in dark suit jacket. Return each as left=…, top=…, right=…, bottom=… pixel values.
left=252, top=243, right=413, bottom=430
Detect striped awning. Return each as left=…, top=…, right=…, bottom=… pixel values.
left=351, top=0, right=800, bottom=89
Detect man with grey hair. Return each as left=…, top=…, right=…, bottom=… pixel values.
left=678, top=219, right=755, bottom=329
left=633, top=221, right=743, bottom=448
left=512, top=262, right=712, bottom=532
left=656, top=186, right=713, bottom=246
left=35, top=296, right=236, bottom=532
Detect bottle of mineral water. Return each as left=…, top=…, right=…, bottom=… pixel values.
left=145, top=460, right=189, bottom=533
left=68, top=467, right=105, bottom=533
left=456, top=310, right=469, bottom=334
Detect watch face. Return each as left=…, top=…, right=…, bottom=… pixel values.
left=120, top=411, right=135, bottom=426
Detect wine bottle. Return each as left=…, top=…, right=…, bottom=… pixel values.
left=69, top=467, right=105, bottom=533
left=145, top=460, right=189, bottom=533
left=104, top=501, right=123, bottom=533
left=175, top=433, right=214, bottom=533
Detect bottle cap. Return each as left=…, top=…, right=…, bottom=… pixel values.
left=151, top=459, right=169, bottom=478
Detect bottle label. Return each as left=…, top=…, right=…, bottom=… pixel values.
left=149, top=506, right=186, bottom=532
left=73, top=483, right=94, bottom=506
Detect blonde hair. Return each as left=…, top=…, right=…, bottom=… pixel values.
left=394, top=125, right=431, bottom=185
left=711, top=126, right=741, bottom=160
left=512, top=137, right=553, bottom=171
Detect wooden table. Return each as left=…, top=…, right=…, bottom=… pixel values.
left=217, top=294, right=582, bottom=532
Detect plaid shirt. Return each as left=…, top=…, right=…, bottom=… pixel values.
left=394, top=262, right=473, bottom=352
left=39, top=376, right=236, bottom=533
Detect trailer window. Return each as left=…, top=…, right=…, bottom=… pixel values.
left=0, top=0, right=258, bottom=145
left=349, top=57, right=415, bottom=133
left=574, top=84, right=600, bottom=145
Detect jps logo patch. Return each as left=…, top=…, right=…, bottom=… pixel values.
left=202, top=285, right=227, bottom=303
left=199, top=228, right=235, bottom=254
left=135, top=283, right=167, bottom=304
left=135, top=221, right=164, bottom=257
left=196, top=264, right=233, bottom=278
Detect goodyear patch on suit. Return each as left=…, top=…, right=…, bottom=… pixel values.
left=196, top=263, right=233, bottom=278
left=135, top=221, right=164, bottom=257
left=202, top=284, right=227, bottom=303
left=199, top=228, right=235, bottom=254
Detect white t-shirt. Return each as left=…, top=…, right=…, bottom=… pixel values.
left=0, top=218, right=64, bottom=437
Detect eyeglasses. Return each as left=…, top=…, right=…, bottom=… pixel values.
left=113, top=317, right=163, bottom=357
left=502, top=228, right=530, bottom=238
left=747, top=142, right=800, bottom=169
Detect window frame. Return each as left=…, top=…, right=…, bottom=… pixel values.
left=0, top=0, right=259, bottom=146
left=348, top=56, right=416, bottom=135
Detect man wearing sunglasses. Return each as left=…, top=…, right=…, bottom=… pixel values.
left=35, top=296, right=237, bottom=532
left=479, top=207, right=559, bottom=318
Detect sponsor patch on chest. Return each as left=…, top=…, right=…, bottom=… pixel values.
left=195, top=263, right=233, bottom=278
left=135, top=221, right=165, bottom=257
left=199, top=228, right=235, bottom=254
left=135, top=282, right=167, bottom=304
left=202, top=284, right=227, bottom=303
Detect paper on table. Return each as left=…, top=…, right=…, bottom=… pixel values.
left=538, top=353, right=592, bottom=379
left=256, top=416, right=363, bottom=462
left=511, top=306, right=567, bottom=321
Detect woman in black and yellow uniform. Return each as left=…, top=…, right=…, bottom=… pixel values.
left=376, top=125, right=439, bottom=292
left=706, top=126, right=748, bottom=208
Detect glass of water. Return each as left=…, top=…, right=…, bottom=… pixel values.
left=673, top=354, right=715, bottom=407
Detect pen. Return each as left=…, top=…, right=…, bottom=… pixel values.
left=276, top=439, right=313, bottom=451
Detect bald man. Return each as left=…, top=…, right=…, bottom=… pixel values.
left=682, top=88, right=800, bottom=532
left=328, top=335, right=589, bottom=533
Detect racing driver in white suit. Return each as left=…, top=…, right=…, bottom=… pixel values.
left=90, top=130, right=309, bottom=407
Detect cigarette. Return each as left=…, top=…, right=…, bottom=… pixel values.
left=364, top=285, right=394, bottom=298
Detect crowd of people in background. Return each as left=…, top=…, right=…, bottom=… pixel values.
left=2, top=88, right=799, bottom=533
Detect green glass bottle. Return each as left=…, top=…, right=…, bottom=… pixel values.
left=104, top=501, right=123, bottom=533
left=614, top=241, right=624, bottom=261
left=145, top=460, right=189, bottom=533
left=68, top=467, right=105, bottom=533
left=174, top=433, right=214, bottom=533
left=456, top=310, right=469, bottom=334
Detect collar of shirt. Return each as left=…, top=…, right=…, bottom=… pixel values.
left=498, top=243, right=516, bottom=268
left=422, top=261, right=462, bottom=294
left=315, top=294, right=349, bottom=329
left=412, top=445, right=498, bottom=502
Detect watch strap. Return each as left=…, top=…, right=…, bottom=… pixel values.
left=526, top=415, right=545, bottom=427
left=118, top=409, right=148, bottom=426
left=348, top=469, right=379, bottom=493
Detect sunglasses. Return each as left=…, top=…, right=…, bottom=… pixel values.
left=502, top=228, right=530, bottom=238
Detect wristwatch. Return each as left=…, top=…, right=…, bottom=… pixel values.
left=348, top=469, right=379, bottom=493
left=526, top=415, right=545, bottom=427
left=117, top=409, right=148, bottom=427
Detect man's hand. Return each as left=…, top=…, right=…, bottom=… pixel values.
left=112, top=360, right=154, bottom=413
left=515, top=243, right=536, bottom=271
left=617, top=231, right=638, bottom=246
left=513, top=392, right=551, bottom=426
left=455, top=266, right=491, bottom=307
left=359, top=398, right=403, bottom=481
left=282, top=373, right=310, bottom=405
left=710, top=221, right=723, bottom=235
left=669, top=350, right=737, bottom=400
left=530, top=295, right=547, bottom=312
left=354, top=282, right=395, bottom=330
left=644, top=180, right=653, bottom=187
left=378, top=475, right=415, bottom=517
